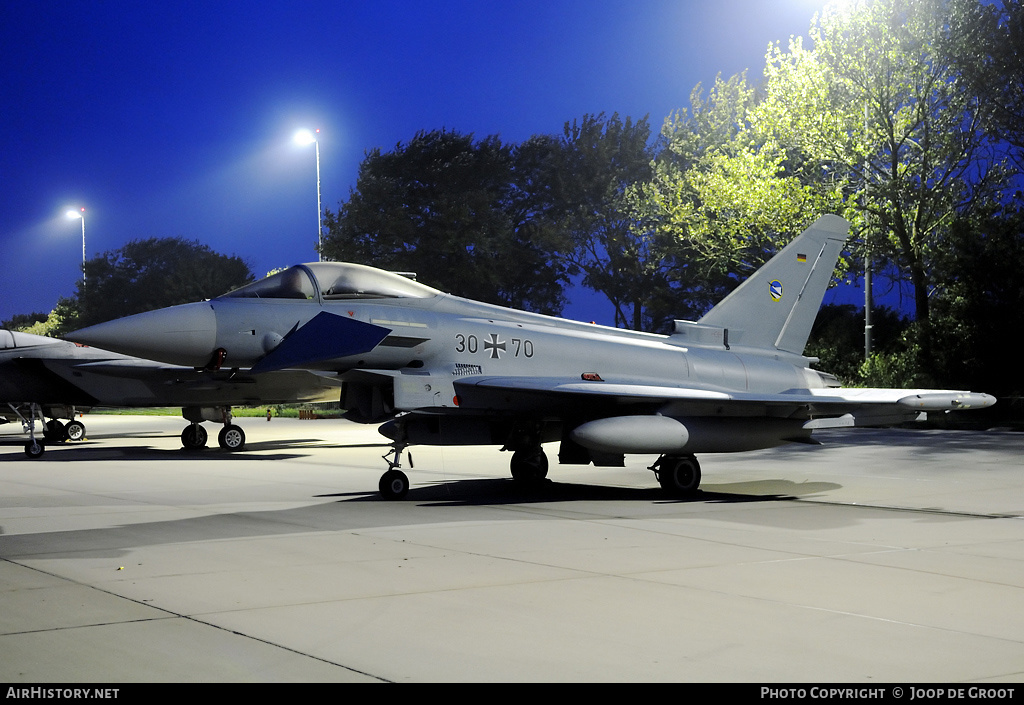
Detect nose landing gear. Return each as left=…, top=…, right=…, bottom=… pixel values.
left=379, top=443, right=412, bottom=499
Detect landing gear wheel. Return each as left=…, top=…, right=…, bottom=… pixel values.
left=44, top=420, right=67, bottom=443
left=25, top=440, right=45, bottom=458
left=181, top=423, right=208, bottom=450
left=657, top=455, right=701, bottom=496
left=379, top=469, right=410, bottom=499
left=218, top=424, right=245, bottom=450
left=510, top=448, right=549, bottom=484
left=65, top=420, right=86, bottom=442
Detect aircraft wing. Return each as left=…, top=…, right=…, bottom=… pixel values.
left=453, top=376, right=995, bottom=425
left=458, top=375, right=732, bottom=401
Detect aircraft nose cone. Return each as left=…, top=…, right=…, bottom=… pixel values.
left=68, top=302, right=217, bottom=367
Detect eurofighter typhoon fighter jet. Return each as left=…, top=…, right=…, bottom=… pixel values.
left=68, top=216, right=995, bottom=498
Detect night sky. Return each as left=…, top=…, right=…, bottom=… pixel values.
left=1, top=0, right=832, bottom=327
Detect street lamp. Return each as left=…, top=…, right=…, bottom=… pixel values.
left=66, top=207, right=86, bottom=286
left=293, top=128, right=322, bottom=261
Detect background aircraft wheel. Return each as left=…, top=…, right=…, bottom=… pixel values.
left=658, top=455, right=701, bottom=496
left=510, top=448, right=549, bottom=484
left=65, top=420, right=86, bottom=442
left=25, top=440, right=45, bottom=458
left=379, top=469, right=410, bottom=499
left=43, top=420, right=67, bottom=443
left=181, top=423, right=208, bottom=450
left=218, top=424, right=245, bottom=450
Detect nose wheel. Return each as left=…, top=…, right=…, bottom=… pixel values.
left=25, top=439, right=45, bottom=458
left=379, top=469, right=410, bottom=499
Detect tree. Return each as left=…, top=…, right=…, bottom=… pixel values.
left=543, top=113, right=663, bottom=329
left=320, top=129, right=570, bottom=315
left=754, top=0, right=1012, bottom=336
left=637, top=74, right=843, bottom=322
left=927, top=208, right=1024, bottom=397
left=2, top=312, right=49, bottom=331
left=54, top=237, right=252, bottom=334
left=946, top=0, right=1024, bottom=168
left=805, top=303, right=909, bottom=385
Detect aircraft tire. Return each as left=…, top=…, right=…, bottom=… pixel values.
left=65, top=420, right=86, bottom=442
left=658, top=455, right=701, bottom=496
left=218, top=424, right=245, bottom=451
left=44, top=420, right=67, bottom=443
left=379, top=469, right=410, bottom=499
left=510, top=448, right=549, bottom=484
left=181, top=423, right=208, bottom=450
left=25, top=440, right=45, bottom=458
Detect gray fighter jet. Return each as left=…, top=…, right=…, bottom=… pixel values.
left=1, top=329, right=340, bottom=457
left=68, top=216, right=996, bottom=498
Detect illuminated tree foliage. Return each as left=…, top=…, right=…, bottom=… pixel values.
left=753, top=0, right=1011, bottom=331
left=638, top=73, right=844, bottom=321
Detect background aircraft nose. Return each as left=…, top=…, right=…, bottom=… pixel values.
left=68, top=302, right=217, bottom=367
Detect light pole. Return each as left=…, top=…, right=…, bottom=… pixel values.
left=862, top=102, right=873, bottom=360
left=294, top=128, right=322, bottom=261
left=66, top=207, right=86, bottom=286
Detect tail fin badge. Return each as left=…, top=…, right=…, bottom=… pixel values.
left=769, top=280, right=784, bottom=302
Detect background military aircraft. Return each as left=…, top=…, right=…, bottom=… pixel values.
left=1, top=329, right=340, bottom=457
left=69, top=215, right=995, bottom=498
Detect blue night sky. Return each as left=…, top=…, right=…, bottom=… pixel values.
left=1, top=0, right=838, bottom=327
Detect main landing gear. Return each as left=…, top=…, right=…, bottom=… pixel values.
left=180, top=421, right=246, bottom=450
left=42, top=418, right=86, bottom=443
left=651, top=454, right=702, bottom=496
left=509, top=447, right=548, bottom=485
left=180, top=407, right=246, bottom=451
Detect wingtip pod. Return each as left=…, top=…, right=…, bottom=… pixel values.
left=897, top=392, right=997, bottom=411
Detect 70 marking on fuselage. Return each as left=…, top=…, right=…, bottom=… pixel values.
left=455, top=333, right=535, bottom=360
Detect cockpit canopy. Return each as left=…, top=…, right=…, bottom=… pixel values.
left=219, top=262, right=441, bottom=302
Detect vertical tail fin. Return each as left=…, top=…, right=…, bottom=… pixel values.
left=698, top=215, right=850, bottom=354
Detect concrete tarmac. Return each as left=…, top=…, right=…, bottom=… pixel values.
left=1, top=414, right=1022, bottom=683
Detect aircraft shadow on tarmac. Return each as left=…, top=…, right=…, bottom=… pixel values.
left=1, top=433, right=840, bottom=500
left=0, top=439, right=314, bottom=462
left=320, top=476, right=841, bottom=506
left=0, top=434, right=396, bottom=462
left=0, top=479, right=846, bottom=562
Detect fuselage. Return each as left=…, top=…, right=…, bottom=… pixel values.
left=68, top=263, right=828, bottom=418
